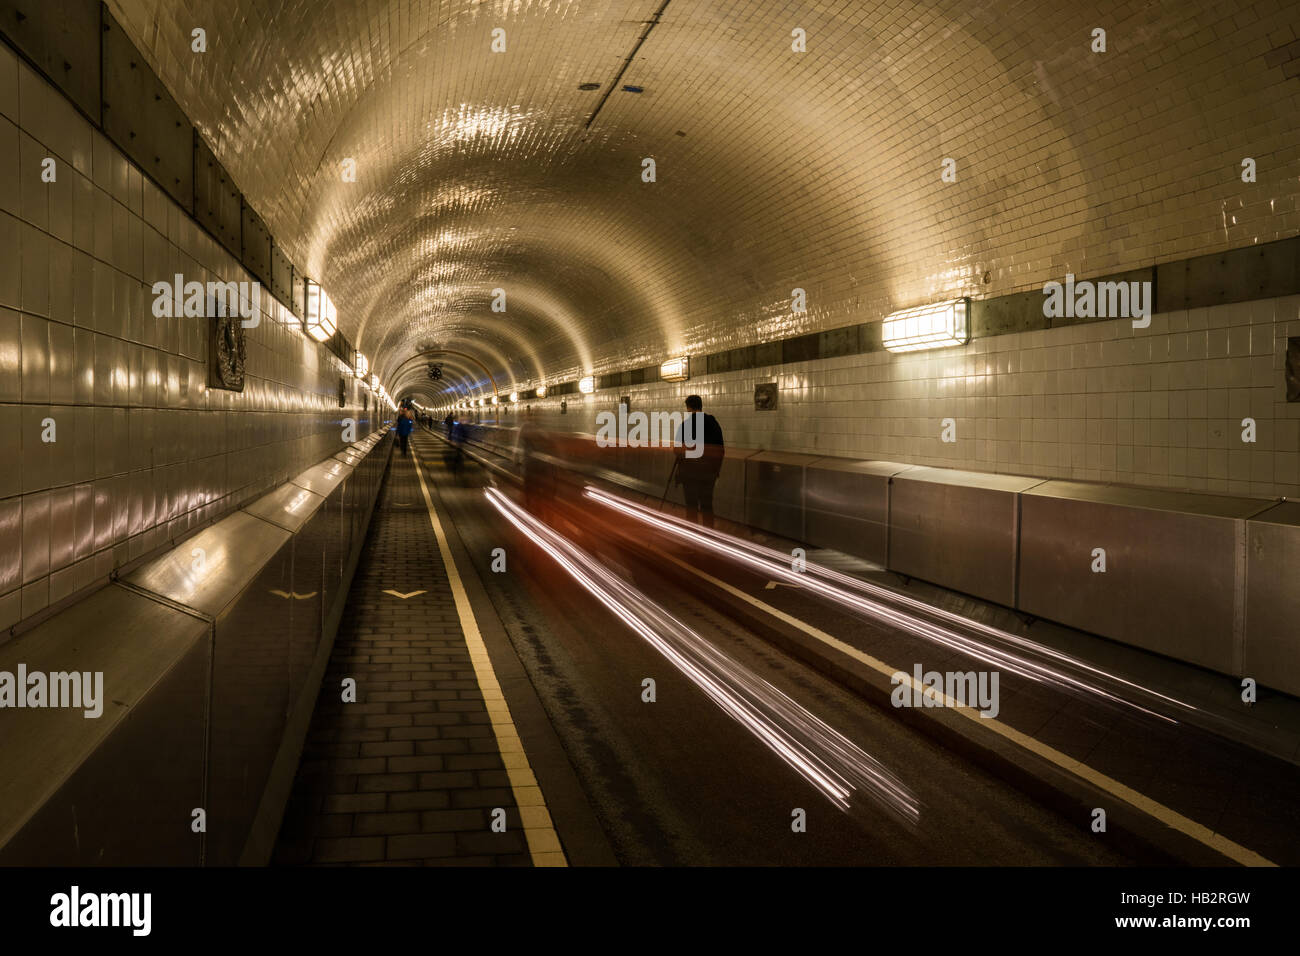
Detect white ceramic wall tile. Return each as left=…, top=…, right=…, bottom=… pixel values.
left=0, top=65, right=379, bottom=628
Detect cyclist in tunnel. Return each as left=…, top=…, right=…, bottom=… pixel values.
left=674, top=395, right=725, bottom=527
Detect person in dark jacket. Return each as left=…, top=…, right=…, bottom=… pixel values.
left=395, top=404, right=415, bottom=456
left=674, top=395, right=724, bottom=527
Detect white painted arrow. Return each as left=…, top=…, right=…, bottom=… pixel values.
left=270, top=589, right=320, bottom=600
left=764, top=580, right=803, bottom=590
left=383, top=589, right=427, bottom=599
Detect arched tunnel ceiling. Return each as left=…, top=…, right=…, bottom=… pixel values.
left=106, top=0, right=1296, bottom=395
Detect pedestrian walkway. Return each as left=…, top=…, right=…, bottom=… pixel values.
left=273, top=434, right=564, bottom=866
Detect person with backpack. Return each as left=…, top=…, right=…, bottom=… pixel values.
left=674, top=395, right=725, bottom=527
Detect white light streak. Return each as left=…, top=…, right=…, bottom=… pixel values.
left=484, top=487, right=918, bottom=821
left=583, top=487, right=1198, bottom=725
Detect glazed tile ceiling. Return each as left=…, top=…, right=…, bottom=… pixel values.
left=106, top=0, right=1299, bottom=403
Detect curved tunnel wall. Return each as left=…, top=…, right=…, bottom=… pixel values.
left=0, top=39, right=384, bottom=638
left=103, top=0, right=1299, bottom=397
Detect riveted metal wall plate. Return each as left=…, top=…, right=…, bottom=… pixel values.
left=270, top=242, right=293, bottom=307
left=101, top=8, right=193, bottom=209
left=289, top=264, right=306, bottom=319
left=1158, top=237, right=1300, bottom=311
left=240, top=199, right=272, bottom=289
left=193, top=132, right=241, bottom=257
left=0, top=0, right=100, bottom=120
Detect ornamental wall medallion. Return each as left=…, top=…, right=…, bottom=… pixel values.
left=208, top=310, right=247, bottom=391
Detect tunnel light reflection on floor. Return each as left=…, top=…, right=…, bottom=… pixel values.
left=583, top=487, right=1200, bottom=725
left=484, top=487, right=919, bottom=823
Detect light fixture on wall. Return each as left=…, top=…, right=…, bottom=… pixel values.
left=304, top=279, right=337, bottom=342
left=659, top=356, right=690, bottom=382
left=491, top=395, right=499, bottom=405
left=578, top=375, right=595, bottom=394
left=535, top=384, right=547, bottom=398
left=509, top=391, right=518, bottom=403
left=368, top=373, right=379, bottom=391
left=354, top=351, right=369, bottom=378
left=882, top=297, right=970, bottom=352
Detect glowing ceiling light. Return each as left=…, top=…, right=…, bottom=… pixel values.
left=578, top=375, right=595, bottom=394
left=535, top=384, right=547, bottom=398
left=659, top=356, right=690, bottom=382
left=304, top=279, right=337, bottom=342
left=882, top=297, right=969, bottom=352
left=354, top=351, right=369, bottom=378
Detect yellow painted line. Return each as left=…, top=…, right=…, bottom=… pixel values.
left=410, top=444, right=567, bottom=867
left=646, top=542, right=1276, bottom=868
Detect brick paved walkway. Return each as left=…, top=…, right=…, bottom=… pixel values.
left=273, top=436, right=533, bottom=865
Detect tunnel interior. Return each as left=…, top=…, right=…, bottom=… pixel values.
left=0, top=0, right=1298, bottom=888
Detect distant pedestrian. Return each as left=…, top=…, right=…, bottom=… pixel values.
left=444, top=413, right=454, bottom=438
left=395, top=404, right=415, bottom=456
left=674, top=395, right=724, bottom=527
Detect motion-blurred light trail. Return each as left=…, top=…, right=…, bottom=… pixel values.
left=583, top=487, right=1199, bottom=725
left=484, top=487, right=919, bottom=822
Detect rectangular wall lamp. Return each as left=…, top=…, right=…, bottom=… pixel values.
left=578, top=375, right=595, bottom=394
left=882, top=297, right=970, bottom=352
left=659, top=356, right=690, bottom=382
left=305, top=279, right=337, bottom=342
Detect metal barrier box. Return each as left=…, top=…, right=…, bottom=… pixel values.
left=745, top=451, right=821, bottom=541
left=889, top=467, right=1045, bottom=606
left=711, top=448, right=757, bottom=524
left=1243, top=501, right=1300, bottom=696
left=804, top=459, right=911, bottom=565
left=126, top=509, right=294, bottom=865
left=1018, top=481, right=1274, bottom=676
left=0, top=586, right=209, bottom=865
